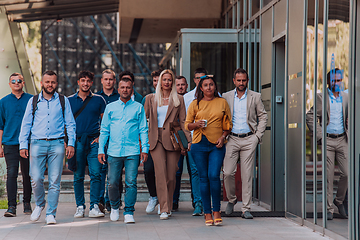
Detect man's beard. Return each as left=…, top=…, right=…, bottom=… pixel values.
left=42, top=86, right=56, bottom=95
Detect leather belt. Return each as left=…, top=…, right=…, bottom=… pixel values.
left=39, top=137, right=65, bottom=141
left=230, top=132, right=253, bottom=138
left=326, top=132, right=346, bottom=139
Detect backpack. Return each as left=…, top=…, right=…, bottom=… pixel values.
left=31, top=93, right=67, bottom=143
left=32, top=94, right=65, bottom=121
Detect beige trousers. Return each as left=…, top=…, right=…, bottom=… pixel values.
left=326, top=135, right=348, bottom=213
left=223, top=134, right=258, bottom=212
left=150, top=128, right=181, bottom=214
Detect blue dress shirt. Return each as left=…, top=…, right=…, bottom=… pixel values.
left=98, top=98, right=149, bottom=157
left=19, top=91, right=76, bottom=149
left=68, top=92, right=106, bottom=136
left=0, top=92, right=32, bottom=145
left=327, top=89, right=345, bottom=134
left=232, top=89, right=251, bottom=134
left=95, top=89, right=119, bottom=104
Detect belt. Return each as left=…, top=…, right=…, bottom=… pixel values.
left=39, top=137, right=64, bottom=141
left=230, top=132, right=253, bottom=138
left=326, top=132, right=346, bottom=139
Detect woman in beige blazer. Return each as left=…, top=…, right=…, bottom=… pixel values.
left=144, top=69, right=191, bottom=220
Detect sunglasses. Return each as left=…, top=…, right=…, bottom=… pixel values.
left=200, top=75, right=214, bottom=80
left=11, top=79, right=23, bottom=84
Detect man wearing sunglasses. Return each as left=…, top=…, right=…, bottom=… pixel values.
left=0, top=73, right=33, bottom=217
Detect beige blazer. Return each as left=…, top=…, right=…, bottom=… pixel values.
left=306, top=91, right=349, bottom=142
left=222, top=89, right=268, bottom=143
left=144, top=94, right=191, bottom=151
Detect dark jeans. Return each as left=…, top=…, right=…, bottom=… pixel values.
left=4, top=145, right=32, bottom=207
left=144, top=153, right=157, bottom=197
left=74, top=139, right=102, bottom=210
left=190, top=136, right=225, bottom=214
left=108, top=155, right=139, bottom=215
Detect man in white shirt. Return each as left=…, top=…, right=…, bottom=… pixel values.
left=183, top=68, right=207, bottom=110
left=222, top=68, right=268, bottom=219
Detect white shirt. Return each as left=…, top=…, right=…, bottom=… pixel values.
left=157, top=105, right=168, bottom=128
left=184, top=87, right=197, bottom=112
left=232, top=89, right=251, bottom=134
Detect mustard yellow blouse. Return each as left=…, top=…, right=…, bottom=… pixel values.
left=185, top=97, right=232, bottom=144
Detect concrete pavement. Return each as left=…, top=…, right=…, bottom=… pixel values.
left=0, top=202, right=331, bottom=240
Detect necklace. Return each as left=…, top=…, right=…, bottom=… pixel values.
left=163, top=97, right=169, bottom=100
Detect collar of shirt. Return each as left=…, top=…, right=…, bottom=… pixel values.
left=39, top=90, right=58, bottom=101
left=10, top=92, right=25, bottom=99
left=119, top=98, right=134, bottom=106
left=234, top=88, right=247, bottom=100
left=75, top=91, right=93, bottom=100
left=99, top=89, right=118, bottom=96
left=327, top=88, right=342, bottom=102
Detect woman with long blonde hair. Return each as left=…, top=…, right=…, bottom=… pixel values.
left=144, top=69, right=191, bottom=220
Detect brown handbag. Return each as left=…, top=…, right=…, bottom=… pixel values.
left=169, top=121, right=187, bottom=151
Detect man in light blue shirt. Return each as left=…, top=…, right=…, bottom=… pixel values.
left=222, top=68, right=268, bottom=219
left=98, top=77, right=149, bottom=224
left=306, top=68, right=348, bottom=220
left=19, top=70, right=76, bottom=225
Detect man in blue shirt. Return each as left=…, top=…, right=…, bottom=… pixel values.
left=98, top=77, right=149, bottom=223
left=96, top=69, right=121, bottom=213
left=223, top=68, right=268, bottom=219
left=306, top=68, right=349, bottom=220
left=0, top=73, right=32, bottom=217
left=19, top=70, right=76, bottom=224
left=68, top=70, right=106, bottom=219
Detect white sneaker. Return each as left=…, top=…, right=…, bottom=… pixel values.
left=30, top=205, right=44, bottom=222
left=45, top=215, right=56, bottom=225
left=110, top=208, right=119, bottom=221
left=74, top=206, right=85, bottom=218
left=168, top=211, right=172, bottom=217
left=160, top=212, right=169, bottom=220
left=157, top=205, right=161, bottom=215
left=89, top=204, right=105, bottom=218
left=124, top=214, right=135, bottom=224
left=146, top=197, right=158, bottom=213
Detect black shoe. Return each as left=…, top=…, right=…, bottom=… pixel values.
left=333, top=200, right=348, bottom=218
left=4, top=206, right=16, bottom=217
left=23, top=202, right=32, bottom=215
left=172, top=202, right=179, bottom=211
left=241, top=211, right=253, bottom=219
left=327, top=211, right=333, bottom=220
left=105, top=202, right=111, bottom=213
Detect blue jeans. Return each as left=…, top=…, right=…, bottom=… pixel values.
left=29, top=139, right=65, bottom=217
left=108, top=155, right=139, bottom=215
left=173, top=152, right=202, bottom=205
left=73, top=139, right=102, bottom=210
left=190, top=136, right=225, bottom=214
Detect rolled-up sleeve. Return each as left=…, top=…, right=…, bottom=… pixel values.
left=185, top=101, right=196, bottom=131
left=138, top=106, right=149, bottom=154
left=64, top=97, right=76, bottom=147
left=19, top=98, right=33, bottom=150
left=98, top=106, right=110, bottom=155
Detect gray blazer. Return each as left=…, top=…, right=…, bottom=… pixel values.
left=222, top=89, right=268, bottom=143
left=306, top=91, right=349, bottom=142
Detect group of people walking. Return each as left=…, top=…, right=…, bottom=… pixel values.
left=1, top=66, right=269, bottom=226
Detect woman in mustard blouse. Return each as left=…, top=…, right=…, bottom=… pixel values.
left=185, top=75, right=232, bottom=226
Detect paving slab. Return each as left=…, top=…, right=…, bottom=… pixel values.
left=0, top=202, right=332, bottom=240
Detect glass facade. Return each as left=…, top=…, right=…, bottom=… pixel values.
left=160, top=1, right=358, bottom=238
